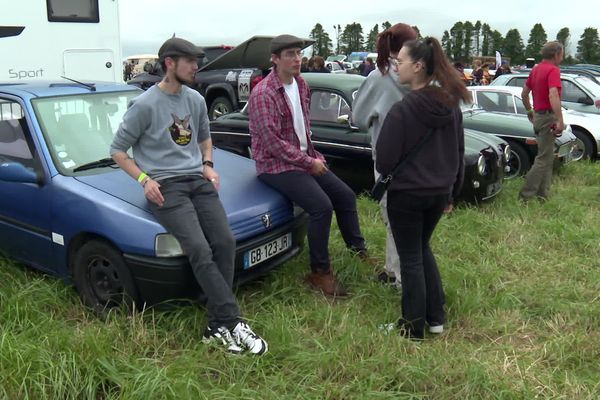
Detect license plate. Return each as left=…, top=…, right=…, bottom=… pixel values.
left=243, top=233, right=292, bottom=269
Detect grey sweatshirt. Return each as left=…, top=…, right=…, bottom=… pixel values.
left=352, top=66, right=410, bottom=160
left=110, top=85, right=210, bottom=181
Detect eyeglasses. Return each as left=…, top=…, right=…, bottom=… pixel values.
left=390, top=58, right=416, bottom=66
left=281, top=50, right=303, bottom=59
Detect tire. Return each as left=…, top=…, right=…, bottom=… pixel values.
left=571, top=128, right=594, bottom=161
left=505, top=140, right=531, bottom=179
left=208, top=96, right=234, bottom=120
left=73, top=240, right=140, bottom=313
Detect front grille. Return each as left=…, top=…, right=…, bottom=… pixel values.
left=229, top=205, right=292, bottom=240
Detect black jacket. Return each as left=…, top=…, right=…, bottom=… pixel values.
left=375, top=86, right=465, bottom=201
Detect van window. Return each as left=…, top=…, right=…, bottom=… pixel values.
left=47, top=0, right=99, bottom=23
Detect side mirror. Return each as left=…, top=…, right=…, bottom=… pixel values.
left=577, top=96, right=594, bottom=106
left=0, top=162, right=38, bottom=184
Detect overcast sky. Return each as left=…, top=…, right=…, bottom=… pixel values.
left=119, top=0, right=599, bottom=57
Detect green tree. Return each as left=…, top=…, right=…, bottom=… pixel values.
left=309, top=23, right=333, bottom=57
left=365, top=24, right=379, bottom=52
left=577, top=27, right=600, bottom=63
left=340, top=23, right=364, bottom=53
left=556, top=27, right=570, bottom=55
left=503, top=29, right=525, bottom=65
left=525, top=23, right=547, bottom=62
left=473, top=20, right=482, bottom=55
left=463, top=21, right=474, bottom=60
left=442, top=30, right=452, bottom=57
left=412, top=25, right=422, bottom=39
left=381, top=21, right=391, bottom=31
left=489, top=30, right=504, bottom=58
left=450, top=22, right=464, bottom=61
left=481, top=23, right=491, bottom=56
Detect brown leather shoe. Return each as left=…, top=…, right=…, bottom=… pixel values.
left=305, top=269, right=348, bottom=298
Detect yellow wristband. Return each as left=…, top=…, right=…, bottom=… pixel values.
left=137, top=172, right=147, bottom=183
left=527, top=109, right=534, bottom=114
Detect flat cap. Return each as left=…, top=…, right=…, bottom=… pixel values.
left=158, top=37, right=205, bottom=60
left=270, top=34, right=314, bottom=54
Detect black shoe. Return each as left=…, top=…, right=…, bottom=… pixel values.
left=375, top=270, right=397, bottom=285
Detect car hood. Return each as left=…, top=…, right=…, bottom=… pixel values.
left=200, top=35, right=314, bottom=72
left=73, top=150, right=293, bottom=240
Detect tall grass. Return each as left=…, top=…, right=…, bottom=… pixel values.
left=1, top=162, right=599, bottom=399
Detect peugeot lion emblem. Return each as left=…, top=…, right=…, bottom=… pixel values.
left=261, top=214, right=272, bottom=229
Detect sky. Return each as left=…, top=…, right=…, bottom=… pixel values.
left=118, top=0, right=599, bottom=58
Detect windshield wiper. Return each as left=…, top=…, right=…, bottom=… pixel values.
left=73, top=157, right=117, bottom=172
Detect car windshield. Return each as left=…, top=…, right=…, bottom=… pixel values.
left=327, top=55, right=345, bottom=62
left=575, top=76, right=600, bottom=97
left=32, top=90, right=140, bottom=174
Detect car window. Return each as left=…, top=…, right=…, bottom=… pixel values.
left=508, top=77, right=528, bottom=88
left=475, top=91, right=515, bottom=113
left=561, top=80, right=588, bottom=103
left=32, top=91, right=139, bottom=173
left=574, top=76, right=600, bottom=97
left=310, top=90, right=351, bottom=123
left=0, top=100, right=34, bottom=168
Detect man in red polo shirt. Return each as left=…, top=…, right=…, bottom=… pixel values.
left=519, top=41, right=564, bottom=201
left=248, top=34, right=374, bottom=298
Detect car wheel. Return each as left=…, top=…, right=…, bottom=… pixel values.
left=208, top=96, right=233, bottom=120
left=73, top=240, right=140, bottom=313
left=571, top=128, right=594, bottom=161
left=505, top=140, right=531, bottom=179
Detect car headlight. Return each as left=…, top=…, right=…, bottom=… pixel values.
left=503, top=144, right=511, bottom=163
left=155, top=234, right=184, bottom=257
left=477, top=154, right=487, bottom=175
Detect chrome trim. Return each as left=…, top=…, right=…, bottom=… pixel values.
left=311, top=140, right=371, bottom=152
left=211, top=130, right=250, bottom=137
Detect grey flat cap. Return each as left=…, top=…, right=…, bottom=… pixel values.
left=158, top=37, right=205, bottom=60
left=270, top=34, right=314, bottom=53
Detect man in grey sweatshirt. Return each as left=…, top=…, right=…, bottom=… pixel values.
left=352, top=23, right=417, bottom=287
left=110, top=37, right=267, bottom=355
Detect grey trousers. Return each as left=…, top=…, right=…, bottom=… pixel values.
left=374, top=167, right=401, bottom=282
left=149, top=176, right=240, bottom=330
left=520, top=112, right=557, bottom=199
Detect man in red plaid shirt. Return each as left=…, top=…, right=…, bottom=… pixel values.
left=248, top=34, right=374, bottom=298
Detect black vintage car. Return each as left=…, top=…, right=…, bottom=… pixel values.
left=210, top=73, right=511, bottom=203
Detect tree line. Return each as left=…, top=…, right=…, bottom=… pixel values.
left=309, top=21, right=600, bottom=65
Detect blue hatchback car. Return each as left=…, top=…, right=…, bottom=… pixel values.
left=0, top=82, right=307, bottom=311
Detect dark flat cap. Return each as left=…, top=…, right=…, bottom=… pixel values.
left=158, top=37, right=205, bottom=60
left=270, top=34, right=314, bottom=54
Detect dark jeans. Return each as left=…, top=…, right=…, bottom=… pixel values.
left=387, top=191, right=447, bottom=338
left=149, top=176, right=240, bottom=330
left=259, top=170, right=366, bottom=271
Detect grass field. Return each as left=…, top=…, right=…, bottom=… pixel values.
left=1, top=162, right=600, bottom=399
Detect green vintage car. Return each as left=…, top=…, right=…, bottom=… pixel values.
left=461, top=103, right=579, bottom=178
left=211, top=73, right=511, bottom=202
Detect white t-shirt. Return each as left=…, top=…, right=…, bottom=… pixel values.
left=283, top=79, right=308, bottom=152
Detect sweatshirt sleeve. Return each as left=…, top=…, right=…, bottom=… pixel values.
left=352, top=77, right=377, bottom=132
left=375, top=102, right=404, bottom=176
left=451, top=109, right=465, bottom=202
left=110, top=98, right=151, bottom=155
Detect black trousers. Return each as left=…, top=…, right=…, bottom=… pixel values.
left=259, top=170, right=366, bottom=271
left=387, top=191, right=448, bottom=338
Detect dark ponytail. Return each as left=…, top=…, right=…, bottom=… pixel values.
left=376, top=23, right=417, bottom=74
left=404, top=37, right=472, bottom=106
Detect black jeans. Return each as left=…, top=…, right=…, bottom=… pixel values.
left=387, top=191, right=448, bottom=338
left=149, top=176, right=240, bottom=330
left=259, top=170, right=366, bottom=271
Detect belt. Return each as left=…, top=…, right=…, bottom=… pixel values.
left=535, top=109, right=553, bottom=114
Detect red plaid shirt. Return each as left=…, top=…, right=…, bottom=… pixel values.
left=248, top=70, right=325, bottom=175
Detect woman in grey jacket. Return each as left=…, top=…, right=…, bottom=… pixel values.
left=352, top=23, right=417, bottom=286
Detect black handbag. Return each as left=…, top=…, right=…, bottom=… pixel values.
left=370, top=128, right=435, bottom=202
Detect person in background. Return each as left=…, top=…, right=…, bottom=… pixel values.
left=519, top=41, right=565, bottom=202
left=472, top=59, right=483, bottom=85
left=376, top=37, right=468, bottom=340
left=494, top=61, right=512, bottom=79
left=361, top=57, right=376, bottom=76
left=301, top=56, right=309, bottom=72
left=248, top=34, right=374, bottom=298
left=352, top=23, right=418, bottom=287
left=312, top=56, right=330, bottom=73
left=110, top=37, right=268, bottom=355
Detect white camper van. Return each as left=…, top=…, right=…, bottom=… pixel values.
left=0, top=0, right=121, bottom=82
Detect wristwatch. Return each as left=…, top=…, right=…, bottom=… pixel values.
left=202, top=160, right=214, bottom=168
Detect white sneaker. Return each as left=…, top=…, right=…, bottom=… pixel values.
left=428, top=324, right=444, bottom=334
left=202, top=326, right=243, bottom=354
left=231, top=321, right=268, bottom=355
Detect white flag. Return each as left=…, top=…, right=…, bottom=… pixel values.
left=495, top=51, right=502, bottom=68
